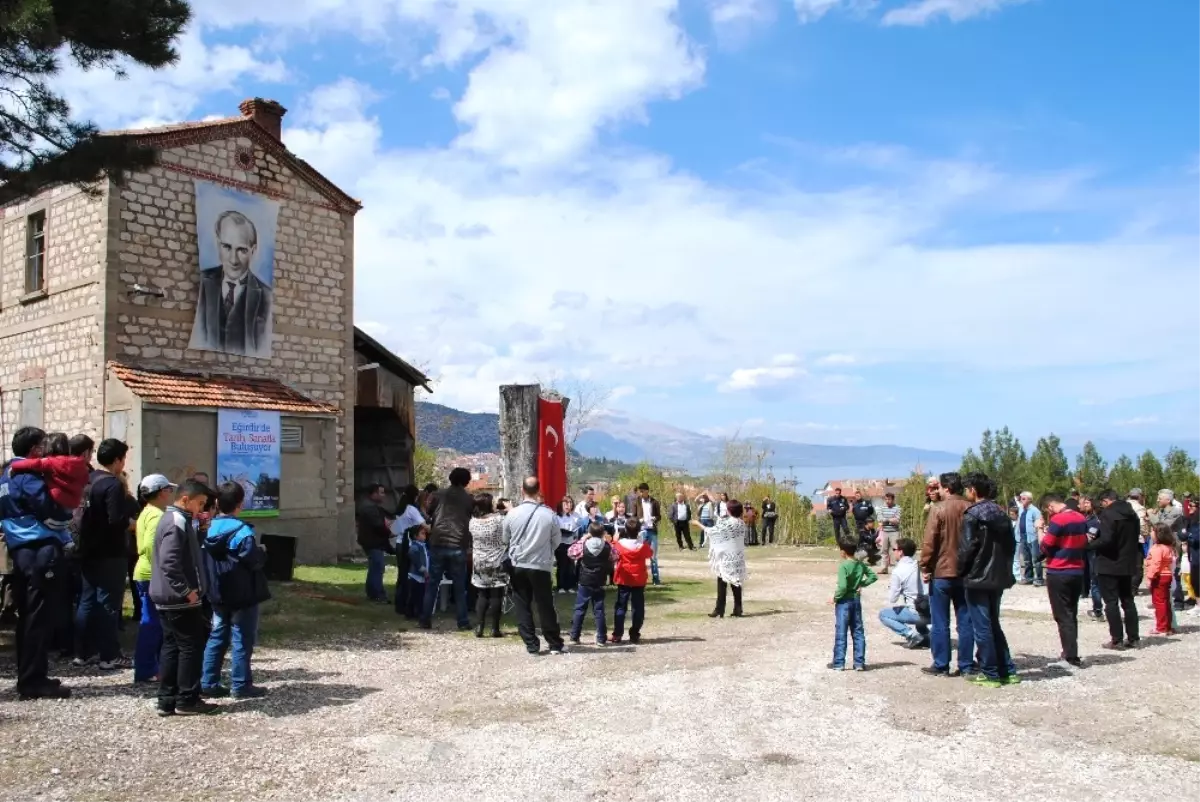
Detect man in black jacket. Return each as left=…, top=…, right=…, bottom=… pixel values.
left=1093, top=489, right=1141, bottom=649
left=666, top=492, right=694, bottom=551
left=827, top=487, right=850, bottom=538
left=356, top=484, right=392, bottom=604
left=75, top=439, right=132, bottom=670
left=957, top=472, right=1018, bottom=687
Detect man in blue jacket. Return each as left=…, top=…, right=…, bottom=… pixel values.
left=0, top=426, right=73, bottom=699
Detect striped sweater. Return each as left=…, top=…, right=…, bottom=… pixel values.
left=1042, top=509, right=1088, bottom=575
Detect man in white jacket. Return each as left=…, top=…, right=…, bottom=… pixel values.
left=877, top=538, right=930, bottom=648
left=503, top=477, right=565, bottom=655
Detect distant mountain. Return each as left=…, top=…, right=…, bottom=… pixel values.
left=415, top=402, right=500, bottom=453
left=581, top=410, right=960, bottom=473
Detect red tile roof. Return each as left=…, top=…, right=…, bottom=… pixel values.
left=109, top=362, right=337, bottom=415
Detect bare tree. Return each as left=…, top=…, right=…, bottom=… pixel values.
left=536, top=373, right=612, bottom=447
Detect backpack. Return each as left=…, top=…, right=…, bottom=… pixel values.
left=205, top=523, right=271, bottom=610
left=67, top=474, right=96, bottom=551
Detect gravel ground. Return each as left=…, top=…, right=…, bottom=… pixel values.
left=2, top=548, right=1197, bottom=802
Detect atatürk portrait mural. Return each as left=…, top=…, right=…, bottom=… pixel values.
left=188, top=179, right=280, bottom=358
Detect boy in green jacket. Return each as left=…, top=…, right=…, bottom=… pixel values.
left=830, top=536, right=878, bottom=671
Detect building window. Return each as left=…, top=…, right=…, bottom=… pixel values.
left=19, top=388, right=43, bottom=429
left=25, top=210, right=46, bottom=294
left=281, top=424, right=304, bottom=452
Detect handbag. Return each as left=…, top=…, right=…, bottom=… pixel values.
left=913, top=573, right=930, bottom=619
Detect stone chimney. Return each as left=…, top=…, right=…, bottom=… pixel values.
left=238, top=97, right=287, bottom=141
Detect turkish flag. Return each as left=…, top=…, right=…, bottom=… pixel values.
left=537, top=396, right=567, bottom=509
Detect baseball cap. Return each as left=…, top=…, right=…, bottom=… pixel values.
left=139, top=473, right=178, bottom=495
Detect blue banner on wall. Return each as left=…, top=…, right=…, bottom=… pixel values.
left=216, top=409, right=281, bottom=517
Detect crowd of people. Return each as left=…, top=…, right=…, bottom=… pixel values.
left=0, top=426, right=270, bottom=714
left=356, top=479, right=754, bottom=653
left=830, top=470, right=1198, bottom=684
left=6, top=426, right=1195, bottom=708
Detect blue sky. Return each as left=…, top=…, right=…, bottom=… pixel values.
left=56, top=0, right=1199, bottom=453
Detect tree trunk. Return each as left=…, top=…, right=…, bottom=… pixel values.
left=500, top=384, right=541, bottom=500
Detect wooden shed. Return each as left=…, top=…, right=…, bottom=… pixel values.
left=353, top=327, right=432, bottom=505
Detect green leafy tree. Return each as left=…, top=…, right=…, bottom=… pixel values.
left=1135, top=450, right=1165, bottom=497
left=1072, top=441, right=1108, bottom=498
left=1107, top=455, right=1138, bottom=495
left=413, top=442, right=437, bottom=489
left=898, top=469, right=931, bottom=539
left=0, top=0, right=191, bottom=205
left=1162, top=447, right=1200, bottom=497
left=960, top=427, right=1027, bottom=505
left=1027, top=434, right=1071, bottom=499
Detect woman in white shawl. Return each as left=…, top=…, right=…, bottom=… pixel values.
left=703, top=499, right=748, bottom=618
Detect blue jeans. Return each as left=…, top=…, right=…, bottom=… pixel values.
left=878, top=605, right=929, bottom=643
left=202, top=604, right=260, bottom=692
left=930, top=578, right=974, bottom=673
left=964, top=589, right=1015, bottom=680
left=832, top=597, right=866, bottom=668
left=74, top=557, right=127, bottom=661
left=1083, top=551, right=1102, bottom=612
left=644, top=530, right=661, bottom=584
left=570, top=586, right=607, bottom=643
left=365, top=549, right=388, bottom=601
left=1019, top=536, right=1043, bottom=583
left=421, top=547, right=469, bottom=627
left=133, top=581, right=162, bottom=682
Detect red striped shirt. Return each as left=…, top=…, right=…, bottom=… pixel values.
left=1043, top=509, right=1088, bottom=574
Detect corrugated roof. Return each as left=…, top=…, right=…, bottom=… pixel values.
left=109, top=362, right=337, bottom=415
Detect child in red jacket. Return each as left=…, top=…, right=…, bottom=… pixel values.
left=10, top=432, right=91, bottom=528
left=611, top=518, right=655, bottom=643
left=1146, top=522, right=1177, bottom=636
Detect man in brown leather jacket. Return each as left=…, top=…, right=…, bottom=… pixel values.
left=920, top=472, right=975, bottom=676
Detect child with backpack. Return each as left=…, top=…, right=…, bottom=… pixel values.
left=611, top=518, right=654, bottom=644
left=200, top=482, right=270, bottom=699
left=568, top=522, right=614, bottom=645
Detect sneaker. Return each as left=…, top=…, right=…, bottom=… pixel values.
left=557, top=589, right=568, bottom=595
left=231, top=686, right=267, bottom=699
left=611, top=636, right=623, bottom=644
left=826, top=663, right=846, bottom=671
left=852, top=665, right=866, bottom=672
left=1123, top=637, right=1140, bottom=649
left=968, top=674, right=1003, bottom=688
left=629, top=635, right=641, bottom=644
left=569, top=637, right=582, bottom=646
left=920, top=666, right=950, bottom=677
left=97, top=656, right=132, bottom=671
left=595, top=640, right=607, bottom=647
left=176, top=701, right=221, bottom=716
left=1101, top=640, right=1125, bottom=651
left=1032, top=582, right=1045, bottom=588
left=71, top=656, right=98, bottom=668
left=1065, top=657, right=1084, bottom=668
left=1000, top=674, right=1023, bottom=686
left=201, top=685, right=231, bottom=698
left=548, top=647, right=568, bottom=656
left=156, top=707, right=176, bottom=717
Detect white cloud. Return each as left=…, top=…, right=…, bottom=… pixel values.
left=1114, top=416, right=1160, bottom=428
left=711, top=0, right=775, bottom=26
left=793, top=0, right=850, bottom=23
left=816, top=353, right=858, bottom=367
left=882, top=0, right=1031, bottom=27
left=610, top=386, right=637, bottom=401
left=719, top=361, right=806, bottom=392
left=55, top=26, right=287, bottom=129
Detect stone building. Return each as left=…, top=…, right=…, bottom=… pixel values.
left=0, top=98, right=403, bottom=562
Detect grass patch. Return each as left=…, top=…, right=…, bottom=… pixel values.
left=257, top=563, right=715, bottom=644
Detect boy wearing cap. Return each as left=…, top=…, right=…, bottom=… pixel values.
left=133, top=474, right=176, bottom=683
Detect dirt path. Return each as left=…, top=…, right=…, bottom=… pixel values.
left=2, top=549, right=1196, bottom=802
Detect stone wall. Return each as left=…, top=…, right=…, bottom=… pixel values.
left=104, top=129, right=357, bottom=555
left=0, top=187, right=107, bottom=459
